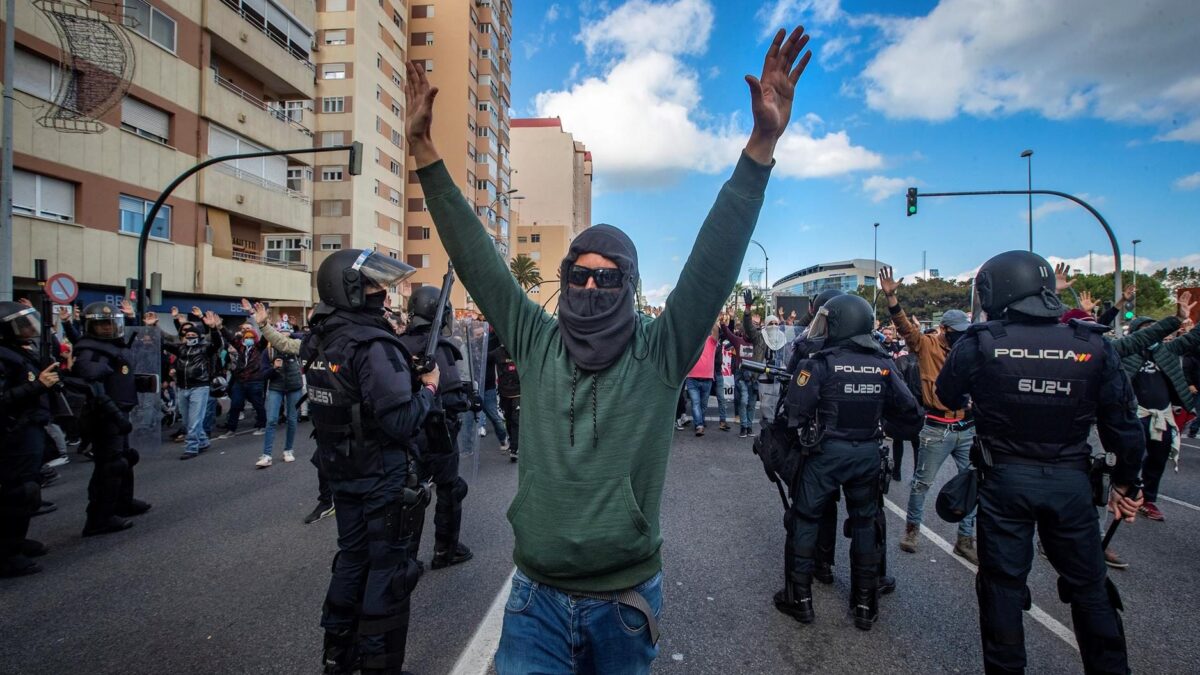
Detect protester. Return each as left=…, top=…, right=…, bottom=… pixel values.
left=684, top=324, right=720, bottom=436
left=218, top=322, right=268, bottom=439
left=163, top=312, right=223, bottom=459
left=257, top=344, right=303, bottom=468
left=491, top=339, right=521, bottom=462
left=720, top=313, right=756, bottom=437
left=478, top=324, right=510, bottom=450
left=405, top=23, right=812, bottom=672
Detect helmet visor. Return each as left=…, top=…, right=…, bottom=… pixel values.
left=85, top=311, right=126, bottom=339
left=3, top=306, right=41, bottom=340
left=805, top=306, right=830, bottom=343
left=352, top=250, right=416, bottom=291
left=970, top=282, right=987, bottom=323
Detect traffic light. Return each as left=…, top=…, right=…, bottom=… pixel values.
left=906, top=188, right=918, bottom=217
left=1122, top=299, right=1135, bottom=321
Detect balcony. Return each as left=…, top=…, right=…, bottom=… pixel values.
left=201, top=165, right=311, bottom=233
left=203, top=247, right=312, bottom=303
left=207, top=0, right=316, bottom=98
left=204, top=72, right=313, bottom=152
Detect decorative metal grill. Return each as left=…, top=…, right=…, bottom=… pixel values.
left=32, top=0, right=136, bottom=133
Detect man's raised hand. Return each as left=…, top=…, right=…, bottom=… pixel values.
left=878, top=266, right=902, bottom=296
left=1054, top=263, right=1074, bottom=292
left=745, top=26, right=813, bottom=164
left=404, top=60, right=439, bottom=167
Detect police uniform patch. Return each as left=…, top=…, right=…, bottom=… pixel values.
left=121, top=365, right=130, bottom=375
left=796, top=370, right=811, bottom=387
left=27, top=372, right=36, bottom=382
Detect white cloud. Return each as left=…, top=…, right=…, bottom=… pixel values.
left=944, top=253, right=1200, bottom=284
left=1156, top=118, right=1200, bottom=143
left=756, top=0, right=842, bottom=39
left=861, top=175, right=915, bottom=203
left=545, top=3, right=561, bottom=23
left=644, top=283, right=675, bottom=306
left=536, top=0, right=882, bottom=189
left=859, top=0, right=1200, bottom=140
left=1172, top=172, right=1200, bottom=191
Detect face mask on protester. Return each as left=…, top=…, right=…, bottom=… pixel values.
left=763, top=319, right=787, bottom=351
left=243, top=337, right=255, bottom=348
left=557, top=224, right=639, bottom=372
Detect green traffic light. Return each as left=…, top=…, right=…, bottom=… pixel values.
left=1123, top=311, right=1135, bottom=320
left=907, top=205, right=917, bottom=215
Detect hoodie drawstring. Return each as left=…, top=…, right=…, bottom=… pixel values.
left=568, top=366, right=600, bottom=449
left=569, top=366, right=578, bottom=447
left=591, top=373, right=599, bottom=448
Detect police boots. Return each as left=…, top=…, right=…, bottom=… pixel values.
left=814, top=561, right=834, bottom=585
left=774, top=581, right=814, bottom=624
left=430, top=542, right=473, bottom=569
left=322, top=628, right=356, bottom=675
left=850, top=581, right=879, bottom=631
left=81, top=516, right=133, bottom=538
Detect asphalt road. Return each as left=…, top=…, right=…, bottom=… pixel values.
left=4, top=423, right=1200, bottom=674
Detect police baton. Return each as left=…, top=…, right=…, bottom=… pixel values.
left=1102, top=485, right=1141, bottom=551
left=416, top=264, right=455, bottom=375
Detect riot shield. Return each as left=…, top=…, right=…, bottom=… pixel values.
left=757, top=325, right=802, bottom=424
left=126, top=326, right=163, bottom=454
left=448, top=317, right=489, bottom=482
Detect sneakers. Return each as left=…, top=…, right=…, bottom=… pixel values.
left=252, top=428, right=266, bottom=436
left=304, top=502, right=335, bottom=524
left=954, top=535, right=979, bottom=565
left=899, top=524, right=919, bottom=553
left=675, top=418, right=686, bottom=431
left=256, top=454, right=273, bottom=469
left=480, top=426, right=487, bottom=438
left=499, top=439, right=510, bottom=452
left=179, top=452, right=199, bottom=461
left=170, top=431, right=185, bottom=443
left=215, top=431, right=235, bottom=440
left=1104, top=549, right=1129, bottom=569
left=431, top=543, right=474, bottom=569
left=509, top=449, right=518, bottom=463
left=283, top=450, right=295, bottom=463
left=46, top=455, right=70, bottom=468
left=1140, top=502, right=1165, bottom=521
left=695, top=426, right=705, bottom=437
left=738, top=427, right=748, bottom=438
left=718, top=422, right=731, bottom=432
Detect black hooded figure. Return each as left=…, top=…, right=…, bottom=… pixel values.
left=557, top=224, right=639, bottom=372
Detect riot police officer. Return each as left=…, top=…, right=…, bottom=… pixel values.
left=0, top=302, right=59, bottom=578
left=777, top=295, right=921, bottom=630
left=399, top=285, right=474, bottom=569
left=300, top=249, right=439, bottom=675
left=72, top=302, right=152, bottom=537
left=936, top=250, right=1145, bottom=674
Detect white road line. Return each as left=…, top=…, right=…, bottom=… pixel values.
left=449, top=568, right=514, bottom=675
left=1160, top=495, right=1200, bottom=512
left=881, top=497, right=1080, bottom=652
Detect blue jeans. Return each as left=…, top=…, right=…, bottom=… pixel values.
left=226, top=379, right=266, bottom=432
left=479, top=388, right=508, bottom=443
left=495, top=569, right=663, bottom=675
left=684, top=378, right=712, bottom=428
left=906, top=422, right=976, bottom=537
left=263, top=388, right=302, bottom=456
left=713, top=378, right=728, bottom=424
left=178, top=386, right=210, bottom=455
left=736, top=376, right=759, bottom=429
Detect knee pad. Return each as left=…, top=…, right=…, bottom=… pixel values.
left=844, top=482, right=875, bottom=511
left=104, top=457, right=131, bottom=479
left=843, top=514, right=877, bottom=539
left=390, top=558, right=422, bottom=599
left=124, top=447, right=140, bottom=467
left=449, top=477, right=468, bottom=502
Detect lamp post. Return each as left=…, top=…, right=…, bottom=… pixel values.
left=750, top=239, right=769, bottom=310
left=1131, top=238, right=1142, bottom=312
left=873, top=222, right=879, bottom=305
left=1020, top=149, right=1033, bottom=251
left=487, top=189, right=520, bottom=257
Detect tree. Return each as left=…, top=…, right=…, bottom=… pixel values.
left=509, top=254, right=543, bottom=291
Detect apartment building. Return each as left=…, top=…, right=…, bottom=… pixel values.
left=509, top=117, right=592, bottom=312
left=311, top=0, right=409, bottom=309
left=6, top=0, right=326, bottom=319
left=403, top=0, right=514, bottom=309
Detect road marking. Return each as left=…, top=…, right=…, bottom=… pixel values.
left=881, top=497, right=1080, bottom=651
left=449, top=568, right=514, bottom=675
left=1160, top=495, right=1200, bottom=512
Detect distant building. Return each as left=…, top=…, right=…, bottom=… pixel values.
left=771, top=258, right=885, bottom=298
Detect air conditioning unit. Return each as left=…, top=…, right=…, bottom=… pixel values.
left=234, top=276, right=245, bottom=286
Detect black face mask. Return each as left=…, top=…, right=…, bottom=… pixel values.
left=557, top=224, right=640, bottom=372
left=945, top=330, right=965, bottom=347
left=364, top=291, right=387, bottom=312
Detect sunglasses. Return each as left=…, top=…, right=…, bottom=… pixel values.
left=568, top=265, right=624, bottom=289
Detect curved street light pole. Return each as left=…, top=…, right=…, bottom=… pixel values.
left=1021, top=149, right=1033, bottom=251
left=750, top=239, right=768, bottom=311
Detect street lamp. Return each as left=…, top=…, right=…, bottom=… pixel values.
left=1132, top=238, right=1142, bottom=312
left=749, top=239, right=769, bottom=310
left=1020, top=149, right=1033, bottom=251
left=873, top=222, right=879, bottom=305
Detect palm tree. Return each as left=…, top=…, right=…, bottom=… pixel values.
left=509, top=254, right=544, bottom=291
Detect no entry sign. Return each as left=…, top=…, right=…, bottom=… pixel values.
left=46, top=273, right=79, bottom=305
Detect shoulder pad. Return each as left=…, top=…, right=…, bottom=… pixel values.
left=437, top=337, right=464, bottom=362
left=1068, top=318, right=1109, bottom=334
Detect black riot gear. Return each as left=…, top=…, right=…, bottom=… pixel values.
left=82, top=302, right=126, bottom=340
left=0, top=302, right=41, bottom=345
left=807, top=295, right=878, bottom=353
left=0, top=335, right=52, bottom=578
left=973, top=250, right=1064, bottom=320
left=407, top=285, right=452, bottom=331
left=317, top=249, right=416, bottom=311
left=809, top=288, right=844, bottom=316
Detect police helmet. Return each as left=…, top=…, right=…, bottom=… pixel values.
left=316, top=249, right=415, bottom=311
left=810, top=288, right=845, bottom=316
left=83, top=301, right=125, bottom=340
left=407, top=285, right=452, bottom=330
left=808, top=295, right=877, bottom=350
left=973, top=250, right=1063, bottom=320
left=0, top=301, right=41, bottom=345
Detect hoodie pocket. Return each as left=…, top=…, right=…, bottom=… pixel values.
left=508, top=472, right=657, bottom=578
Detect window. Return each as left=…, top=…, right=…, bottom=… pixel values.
left=391, top=102, right=401, bottom=117
left=119, top=195, right=171, bottom=239
left=529, top=251, right=541, bottom=261
left=407, top=198, right=426, bottom=211
left=393, top=12, right=404, bottom=29
left=391, top=129, right=402, bottom=147
left=531, top=233, right=541, bottom=243
left=389, top=160, right=401, bottom=175
left=320, top=131, right=345, bottom=147
left=421, top=59, right=433, bottom=72
left=479, top=23, right=492, bottom=34
left=209, top=125, right=287, bottom=186
left=375, top=116, right=383, bottom=133
left=13, top=170, right=74, bottom=222
left=264, top=236, right=307, bottom=264
left=326, top=0, right=347, bottom=10
left=476, top=180, right=489, bottom=190
left=321, top=63, right=346, bottom=80
left=516, top=236, right=527, bottom=243
left=412, top=4, right=435, bottom=18
left=476, top=127, right=490, bottom=137
left=389, top=188, right=401, bottom=205
left=411, top=32, right=434, bottom=47
left=13, top=49, right=60, bottom=101
left=376, top=53, right=382, bottom=68
left=391, top=72, right=402, bottom=87
left=125, top=0, right=177, bottom=52
left=422, top=227, right=431, bottom=239
left=321, top=166, right=344, bottom=181
left=478, top=102, right=492, bottom=112
left=321, top=96, right=345, bottom=113
left=317, top=200, right=344, bottom=217
left=320, top=235, right=342, bottom=250
left=286, top=166, right=305, bottom=191
left=120, top=97, right=170, bottom=144
left=406, top=254, right=431, bottom=268
left=323, top=29, right=346, bottom=45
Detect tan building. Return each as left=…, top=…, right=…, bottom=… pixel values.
left=510, top=117, right=593, bottom=312
left=5, top=0, right=325, bottom=319
left=403, top=0, right=514, bottom=309
left=312, top=0, right=410, bottom=309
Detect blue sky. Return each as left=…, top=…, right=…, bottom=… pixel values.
left=509, top=0, right=1200, bottom=304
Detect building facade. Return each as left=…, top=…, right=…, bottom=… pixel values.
left=6, top=0, right=322, bottom=319
left=509, top=117, right=592, bottom=312
left=771, top=258, right=886, bottom=299
left=402, top=0, right=513, bottom=309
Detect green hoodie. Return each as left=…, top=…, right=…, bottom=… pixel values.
left=418, top=153, right=772, bottom=592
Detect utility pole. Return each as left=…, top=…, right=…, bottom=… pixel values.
left=0, top=0, right=16, bottom=300
left=873, top=222, right=879, bottom=305
left=1021, top=149, right=1033, bottom=251
left=1088, top=250, right=1093, bottom=275
left=922, top=250, right=927, bottom=281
